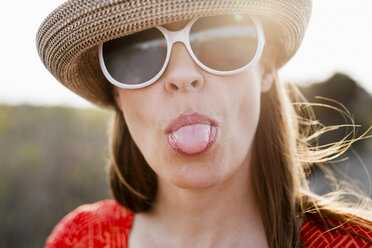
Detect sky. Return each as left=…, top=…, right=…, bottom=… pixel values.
left=0, top=0, right=371, bottom=108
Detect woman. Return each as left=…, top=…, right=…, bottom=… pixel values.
left=37, top=0, right=372, bottom=247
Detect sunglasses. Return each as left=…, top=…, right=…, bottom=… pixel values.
left=98, top=14, right=265, bottom=89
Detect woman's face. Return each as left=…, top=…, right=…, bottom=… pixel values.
left=114, top=20, right=274, bottom=189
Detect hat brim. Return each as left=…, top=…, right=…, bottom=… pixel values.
left=37, top=0, right=311, bottom=109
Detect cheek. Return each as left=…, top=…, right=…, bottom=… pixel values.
left=117, top=88, right=159, bottom=155
left=119, top=92, right=146, bottom=130
left=228, top=71, right=262, bottom=155
left=238, top=86, right=261, bottom=134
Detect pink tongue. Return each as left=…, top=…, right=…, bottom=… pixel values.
left=168, top=124, right=211, bottom=154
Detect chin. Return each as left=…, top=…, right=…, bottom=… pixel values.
left=168, top=163, right=225, bottom=189
left=172, top=178, right=220, bottom=189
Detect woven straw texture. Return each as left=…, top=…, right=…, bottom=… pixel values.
left=36, top=0, right=312, bottom=109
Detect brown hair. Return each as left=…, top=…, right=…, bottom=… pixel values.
left=107, top=57, right=372, bottom=247
left=250, top=72, right=372, bottom=247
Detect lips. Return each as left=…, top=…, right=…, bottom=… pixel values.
left=166, top=112, right=218, bottom=155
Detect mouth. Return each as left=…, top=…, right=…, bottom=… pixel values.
left=165, top=112, right=218, bottom=155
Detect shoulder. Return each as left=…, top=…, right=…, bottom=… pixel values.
left=301, top=212, right=372, bottom=248
left=45, top=199, right=134, bottom=248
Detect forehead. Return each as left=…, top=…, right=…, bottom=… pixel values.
left=162, top=19, right=191, bottom=31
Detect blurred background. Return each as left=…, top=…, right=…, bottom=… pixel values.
left=0, top=1, right=371, bottom=247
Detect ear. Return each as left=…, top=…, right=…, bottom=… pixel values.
left=259, top=46, right=277, bottom=93
left=260, top=69, right=274, bottom=93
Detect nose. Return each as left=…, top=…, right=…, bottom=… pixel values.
left=163, top=42, right=204, bottom=93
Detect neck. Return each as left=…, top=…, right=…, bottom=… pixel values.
left=131, top=152, right=268, bottom=248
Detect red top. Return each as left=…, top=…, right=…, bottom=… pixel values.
left=45, top=200, right=372, bottom=247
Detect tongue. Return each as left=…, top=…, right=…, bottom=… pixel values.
left=168, top=124, right=212, bottom=155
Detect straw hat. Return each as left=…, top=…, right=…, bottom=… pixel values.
left=36, top=0, right=312, bottom=109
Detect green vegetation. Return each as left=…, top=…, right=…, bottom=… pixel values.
left=0, top=105, right=112, bottom=248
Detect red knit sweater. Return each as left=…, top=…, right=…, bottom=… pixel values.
left=45, top=200, right=372, bottom=247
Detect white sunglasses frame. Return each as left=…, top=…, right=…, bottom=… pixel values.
left=98, top=15, right=265, bottom=89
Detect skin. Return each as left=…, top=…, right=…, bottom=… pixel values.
left=114, top=20, right=275, bottom=248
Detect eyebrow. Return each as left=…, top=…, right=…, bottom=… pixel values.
left=162, top=20, right=190, bottom=31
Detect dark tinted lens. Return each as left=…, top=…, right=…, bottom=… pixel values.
left=102, top=28, right=167, bottom=85
left=190, top=15, right=258, bottom=71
